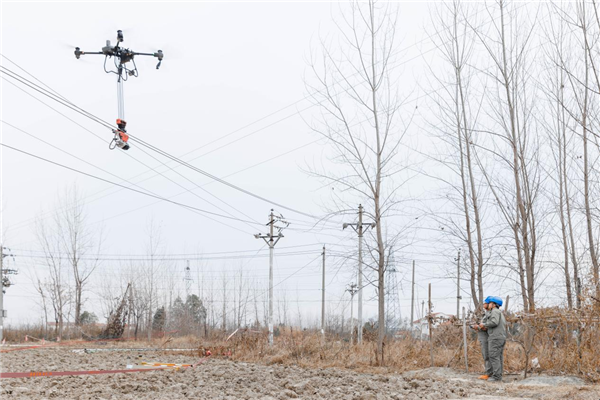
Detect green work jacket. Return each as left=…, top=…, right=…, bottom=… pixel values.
left=483, top=308, right=506, bottom=340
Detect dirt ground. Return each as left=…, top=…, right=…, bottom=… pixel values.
left=1, top=346, right=600, bottom=399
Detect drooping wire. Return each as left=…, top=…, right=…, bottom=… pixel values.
left=2, top=120, right=259, bottom=235
left=1, top=73, right=265, bottom=231
left=1, top=64, right=332, bottom=223
left=0, top=142, right=263, bottom=227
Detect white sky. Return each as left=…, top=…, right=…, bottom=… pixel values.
left=0, top=1, right=554, bottom=328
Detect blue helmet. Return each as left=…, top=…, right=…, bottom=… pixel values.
left=484, top=296, right=503, bottom=307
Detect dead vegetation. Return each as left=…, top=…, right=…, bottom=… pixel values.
left=5, top=305, right=600, bottom=383
left=188, top=305, right=600, bottom=382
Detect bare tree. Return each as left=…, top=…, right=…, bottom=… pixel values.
left=578, top=0, right=600, bottom=299
left=57, top=185, right=102, bottom=325
left=542, top=6, right=581, bottom=309
left=32, top=275, right=50, bottom=337
left=427, top=0, right=487, bottom=310
left=471, top=0, right=542, bottom=312
left=554, top=0, right=600, bottom=302
left=143, top=217, right=165, bottom=340
left=35, top=216, right=71, bottom=338
left=306, top=0, right=409, bottom=364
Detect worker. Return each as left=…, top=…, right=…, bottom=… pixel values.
left=470, top=299, right=492, bottom=380
left=479, top=296, right=506, bottom=382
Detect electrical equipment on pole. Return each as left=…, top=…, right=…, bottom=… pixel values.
left=74, top=30, right=164, bottom=151
left=343, top=204, right=375, bottom=344
left=0, top=246, right=17, bottom=342
left=254, top=209, right=289, bottom=347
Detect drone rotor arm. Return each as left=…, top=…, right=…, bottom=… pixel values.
left=74, top=48, right=104, bottom=59
left=131, top=50, right=164, bottom=69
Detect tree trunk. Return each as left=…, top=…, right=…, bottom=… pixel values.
left=499, top=0, right=534, bottom=312
left=452, top=3, right=484, bottom=310
left=581, top=3, right=600, bottom=299
left=556, top=72, right=573, bottom=309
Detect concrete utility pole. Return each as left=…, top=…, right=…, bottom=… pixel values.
left=343, top=204, right=374, bottom=344
left=410, top=260, right=415, bottom=335
left=428, top=283, right=433, bottom=367
left=321, top=245, right=326, bottom=339
left=185, top=260, right=192, bottom=299
left=0, top=246, right=17, bottom=343
left=346, top=283, right=358, bottom=345
left=456, top=250, right=461, bottom=319
left=255, top=209, right=287, bottom=347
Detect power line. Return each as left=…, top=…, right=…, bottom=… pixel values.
left=1, top=80, right=263, bottom=234
left=10, top=242, right=330, bottom=257
left=1, top=64, right=329, bottom=223
left=0, top=66, right=328, bottom=219
left=0, top=142, right=262, bottom=226
left=1, top=3, right=534, bottom=239
left=16, top=249, right=318, bottom=262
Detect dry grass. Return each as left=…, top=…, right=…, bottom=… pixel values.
left=6, top=304, right=600, bottom=382
left=203, top=307, right=600, bottom=382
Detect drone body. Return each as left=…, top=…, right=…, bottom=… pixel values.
left=74, top=30, right=164, bottom=150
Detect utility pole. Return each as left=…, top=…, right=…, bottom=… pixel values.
left=346, top=283, right=358, bottom=345
left=456, top=250, right=461, bottom=319
left=321, top=245, right=326, bottom=339
left=343, top=204, right=374, bottom=344
left=185, top=260, right=192, bottom=299
left=462, top=306, right=468, bottom=372
left=255, top=209, right=288, bottom=347
left=421, top=300, right=425, bottom=337
left=410, top=260, right=415, bottom=336
left=428, top=283, right=433, bottom=367
left=385, top=250, right=401, bottom=335
left=0, top=245, right=4, bottom=343
left=1, top=245, right=17, bottom=343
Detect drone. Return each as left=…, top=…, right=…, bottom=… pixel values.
left=74, top=30, right=164, bottom=150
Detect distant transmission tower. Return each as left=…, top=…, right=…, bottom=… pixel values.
left=385, top=250, right=402, bottom=335
left=184, top=260, right=192, bottom=298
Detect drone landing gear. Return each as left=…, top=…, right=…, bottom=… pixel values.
left=110, top=119, right=130, bottom=150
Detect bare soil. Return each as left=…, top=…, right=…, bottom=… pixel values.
left=1, top=346, right=599, bottom=399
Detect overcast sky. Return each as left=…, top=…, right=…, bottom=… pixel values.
left=0, top=1, right=548, bottom=328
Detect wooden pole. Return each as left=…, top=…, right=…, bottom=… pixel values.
left=462, top=306, right=468, bottom=372
left=456, top=251, right=461, bottom=318
left=428, top=283, right=433, bottom=367
left=321, top=245, right=326, bottom=340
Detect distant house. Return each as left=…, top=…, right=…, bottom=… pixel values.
left=410, top=312, right=454, bottom=338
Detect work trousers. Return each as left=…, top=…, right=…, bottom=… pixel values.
left=477, top=331, right=492, bottom=376
left=488, top=337, right=506, bottom=381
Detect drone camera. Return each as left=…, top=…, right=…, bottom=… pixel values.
left=117, top=30, right=124, bottom=42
